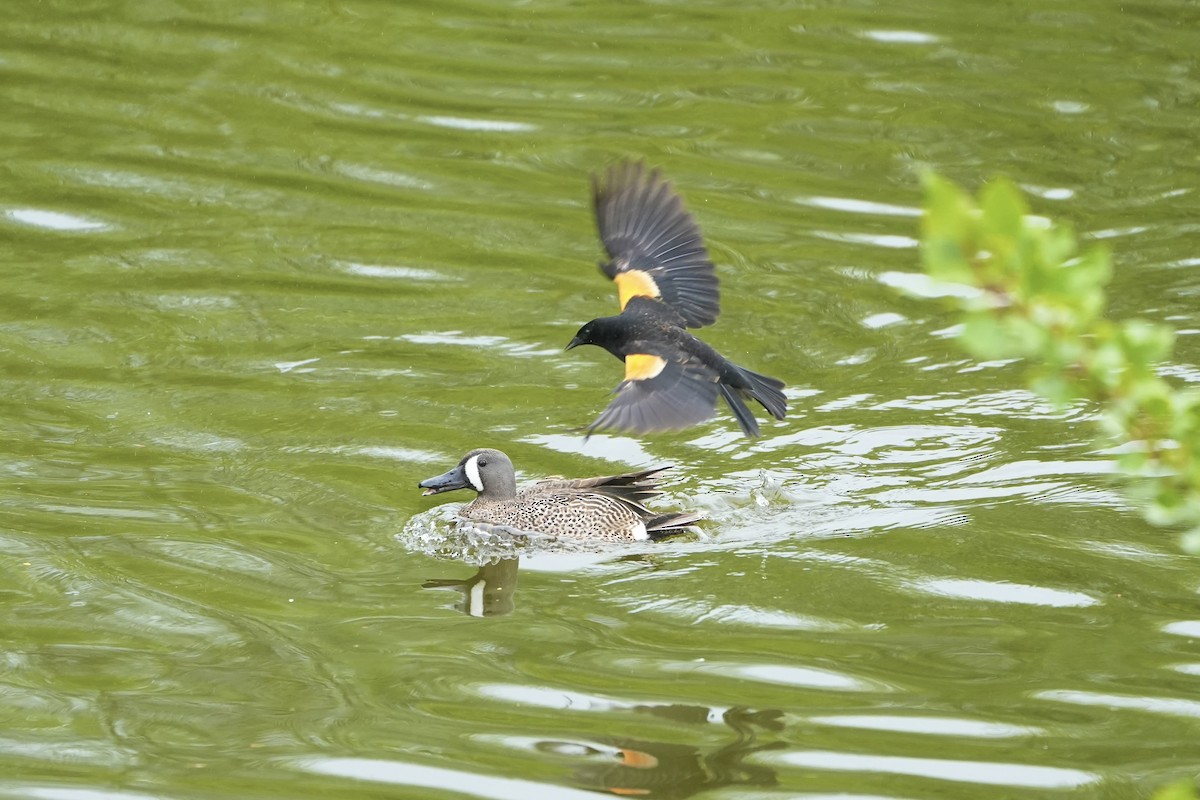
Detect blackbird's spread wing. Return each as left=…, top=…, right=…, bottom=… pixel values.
left=592, top=160, right=720, bottom=329
left=586, top=345, right=720, bottom=436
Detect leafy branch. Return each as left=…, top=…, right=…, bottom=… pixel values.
left=919, top=174, right=1200, bottom=553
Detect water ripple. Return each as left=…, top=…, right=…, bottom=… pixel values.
left=657, top=660, right=884, bottom=693
left=5, top=208, right=109, bottom=231
left=4, top=788, right=165, bottom=800
left=767, top=750, right=1099, bottom=789
left=1035, top=690, right=1200, bottom=719
left=910, top=578, right=1100, bottom=608
left=810, top=714, right=1041, bottom=738
left=292, top=757, right=601, bottom=800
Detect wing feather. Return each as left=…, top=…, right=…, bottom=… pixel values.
left=592, top=160, right=721, bottom=328
left=586, top=348, right=720, bottom=436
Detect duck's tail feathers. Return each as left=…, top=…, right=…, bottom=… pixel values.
left=538, top=467, right=672, bottom=509
left=644, top=510, right=705, bottom=540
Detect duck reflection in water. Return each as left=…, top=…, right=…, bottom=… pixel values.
left=537, top=705, right=784, bottom=798
left=422, top=558, right=519, bottom=618
left=422, top=549, right=686, bottom=618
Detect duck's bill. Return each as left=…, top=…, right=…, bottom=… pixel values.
left=418, top=465, right=468, bottom=496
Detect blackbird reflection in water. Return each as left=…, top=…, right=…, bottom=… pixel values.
left=537, top=705, right=784, bottom=798
left=421, top=563, right=784, bottom=795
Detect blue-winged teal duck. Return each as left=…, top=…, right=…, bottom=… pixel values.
left=564, top=160, right=787, bottom=437
left=418, top=448, right=702, bottom=541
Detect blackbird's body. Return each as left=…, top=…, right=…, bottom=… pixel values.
left=567, top=161, right=787, bottom=437
left=580, top=299, right=749, bottom=383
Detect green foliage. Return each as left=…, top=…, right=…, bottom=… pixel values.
left=918, top=174, right=1200, bottom=553
left=1153, top=779, right=1199, bottom=800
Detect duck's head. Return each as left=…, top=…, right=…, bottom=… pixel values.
left=419, top=448, right=517, bottom=499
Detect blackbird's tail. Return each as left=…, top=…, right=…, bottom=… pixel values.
left=719, top=366, right=787, bottom=437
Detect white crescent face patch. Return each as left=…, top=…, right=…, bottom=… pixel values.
left=464, top=454, right=484, bottom=492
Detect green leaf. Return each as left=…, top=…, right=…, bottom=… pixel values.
left=1116, top=448, right=1149, bottom=474
left=1120, top=319, right=1175, bottom=366
left=923, top=239, right=976, bottom=284
left=959, top=314, right=1043, bottom=360
left=1171, top=392, right=1200, bottom=443
left=958, top=315, right=1006, bottom=359
left=1063, top=246, right=1113, bottom=294
left=921, top=174, right=978, bottom=283
left=914, top=172, right=1200, bottom=553
left=980, top=178, right=1027, bottom=240
left=1146, top=490, right=1187, bottom=527
left=1040, top=224, right=1079, bottom=271
left=1088, top=340, right=1129, bottom=391
left=1182, top=529, right=1200, bottom=556
left=1152, top=778, right=1199, bottom=800
left=1029, top=371, right=1081, bottom=407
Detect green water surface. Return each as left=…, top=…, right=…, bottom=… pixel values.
left=2, top=1, right=1199, bottom=798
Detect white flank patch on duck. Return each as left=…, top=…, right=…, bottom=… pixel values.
left=631, top=520, right=649, bottom=541
left=464, top=455, right=484, bottom=492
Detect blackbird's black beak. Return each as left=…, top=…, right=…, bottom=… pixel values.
left=418, top=464, right=469, bottom=496
left=565, top=335, right=583, bottom=351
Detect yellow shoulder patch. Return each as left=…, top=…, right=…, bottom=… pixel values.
left=613, top=269, right=661, bottom=310
left=624, top=353, right=667, bottom=381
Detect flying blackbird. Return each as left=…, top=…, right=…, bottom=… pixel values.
left=566, top=161, right=787, bottom=437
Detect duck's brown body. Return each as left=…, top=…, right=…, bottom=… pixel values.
left=419, top=449, right=701, bottom=542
